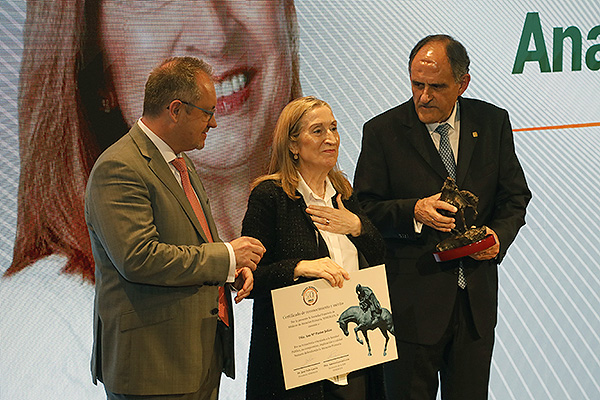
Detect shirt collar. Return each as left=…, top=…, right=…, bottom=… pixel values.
left=426, top=100, right=460, bottom=134
left=137, top=118, right=180, bottom=163
left=297, top=172, right=336, bottom=203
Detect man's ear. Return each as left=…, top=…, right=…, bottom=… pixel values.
left=458, top=73, right=471, bottom=96
left=166, top=100, right=182, bottom=122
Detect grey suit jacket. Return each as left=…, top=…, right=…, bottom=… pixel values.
left=85, top=123, right=231, bottom=395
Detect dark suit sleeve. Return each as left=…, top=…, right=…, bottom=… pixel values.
left=241, top=182, right=303, bottom=298
left=354, top=120, right=420, bottom=240
left=486, top=111, right=531, bottom=262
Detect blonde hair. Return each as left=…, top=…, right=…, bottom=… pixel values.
left=253, top=96, right=353, bottom=200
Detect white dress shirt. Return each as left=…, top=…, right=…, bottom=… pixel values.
left=296, top=174, right=359, bottom=273
left=297, top=173, right=358, bottom=385
left=414, top=101, right=461, bottom=234
left=426, top=100, right=460, bottom=164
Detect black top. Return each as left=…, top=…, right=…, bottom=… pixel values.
left=242, top=179, right=386, bottom=400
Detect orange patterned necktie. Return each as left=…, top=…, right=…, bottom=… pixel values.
left=171, top=157, right=229, bottom=326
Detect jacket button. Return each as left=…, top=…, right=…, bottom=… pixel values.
left=210, top=308, right=219, bottom=315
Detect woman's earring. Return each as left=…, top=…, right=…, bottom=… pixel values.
left=293, top=153, right=299, bottom=160
left=101, top=90, right=118, bottom=113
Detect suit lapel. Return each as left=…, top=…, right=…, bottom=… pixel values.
left=185, top=154, right=221, bottom=242
left=402, top=98, right=479, bottom=185
left=402, top=102, right=449, bottom=181
left=456, top=98, right=478, bottom=186
left=130, top=125, right=210, bottom=243
left=297, top=191, right=330, bottom=258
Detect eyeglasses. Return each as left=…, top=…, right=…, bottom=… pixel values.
left=172, top=100, right=215, bottom=119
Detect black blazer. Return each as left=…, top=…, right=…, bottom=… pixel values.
left=354, top=97, right=531, bottom=345
left=242, top=179, right=386, bottom=400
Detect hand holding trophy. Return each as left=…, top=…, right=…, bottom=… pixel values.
left=433, top=178, right=496, bottom=262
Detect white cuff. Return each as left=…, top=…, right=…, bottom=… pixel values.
left=224, top=242, right=236, bottom=283
left=414, top=218, right=423, bottom=234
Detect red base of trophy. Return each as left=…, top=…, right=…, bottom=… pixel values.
left=433, top=234, right=496, bottom=262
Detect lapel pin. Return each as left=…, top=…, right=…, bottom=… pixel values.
left=472, top=131, right=478, bottom=138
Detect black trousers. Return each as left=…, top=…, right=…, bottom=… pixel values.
left=384, top=288, right=495, bottom=400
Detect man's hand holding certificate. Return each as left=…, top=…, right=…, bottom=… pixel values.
left=271, top=265, right=397, bottom=390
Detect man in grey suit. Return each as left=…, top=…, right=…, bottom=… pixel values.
left=85, top=56, right=266, bottom=400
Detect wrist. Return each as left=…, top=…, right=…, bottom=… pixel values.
left=351, top=215, right=362, bottom=237
left=293, top=261, right=305, bottom=279
left=414, top=198, right=424, bottom=218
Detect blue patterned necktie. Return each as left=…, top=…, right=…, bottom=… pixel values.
left=436, top=123, right=456, bottom=180
left=435, top=123, right=466, bottom=289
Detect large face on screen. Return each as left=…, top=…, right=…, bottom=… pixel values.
left=410, top=41, right=469, bottom=124
left=100, top=0, right=294, bottom=169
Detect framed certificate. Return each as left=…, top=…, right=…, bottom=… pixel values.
left=271, top=264, right=397, bottom=390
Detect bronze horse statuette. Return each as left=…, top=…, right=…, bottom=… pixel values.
left=436, top=177, right=488, bottom=252
left=337, top=305, right=395, bottom=356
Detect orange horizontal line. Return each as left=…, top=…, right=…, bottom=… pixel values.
left=514, top=122, right=600, bottom=132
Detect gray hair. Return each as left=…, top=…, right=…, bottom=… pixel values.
left=408, top=34, right=470, bottom=83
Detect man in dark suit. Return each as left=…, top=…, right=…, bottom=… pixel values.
left=354, top=35, right=531, bottom=399
left=85, top=56, right=265, bottom=400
